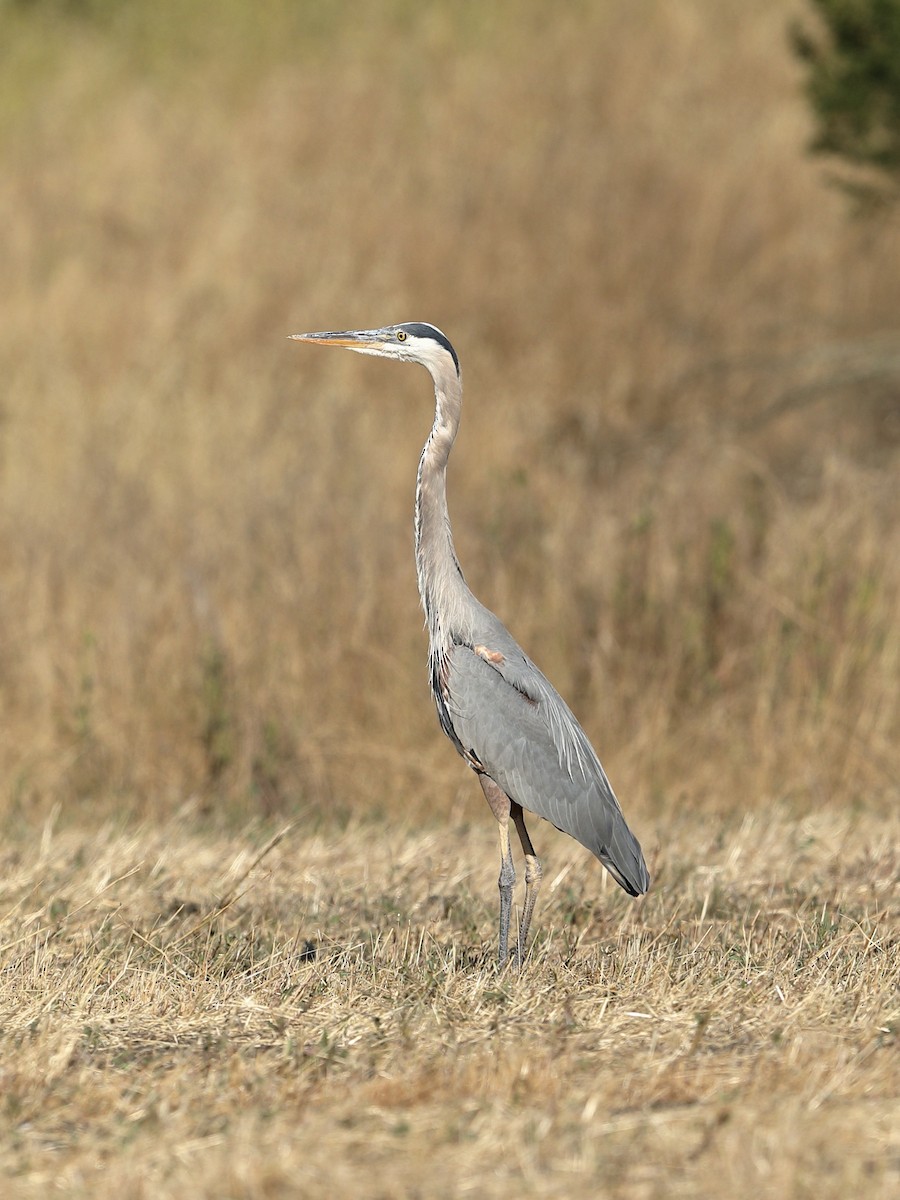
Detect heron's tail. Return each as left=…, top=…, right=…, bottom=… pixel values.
left=598, top=815, right=650, bottom=896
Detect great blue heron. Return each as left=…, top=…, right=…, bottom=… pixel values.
left=290, top=322, right=650, bottom=965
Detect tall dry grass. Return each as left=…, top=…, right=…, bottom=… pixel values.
left=1, top=0, right=898, bottom=831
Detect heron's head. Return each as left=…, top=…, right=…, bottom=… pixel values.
left=289, top=322, right=460, bottom=382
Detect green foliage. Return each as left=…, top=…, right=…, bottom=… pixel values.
left=793, top=0, right=900, bottom=203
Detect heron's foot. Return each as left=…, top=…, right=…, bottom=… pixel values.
left=497, top=928, right=527, bottom=971
left=497, top=948, right=521, bottom=972
left=511, top=931, right=529, bottom=971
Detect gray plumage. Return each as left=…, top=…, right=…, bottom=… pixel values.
left=290, top=321, right=650, bottom=965
left=446, top=637, right=648, bottom=895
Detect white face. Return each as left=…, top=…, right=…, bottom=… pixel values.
left=290, top=324, right=459, bottom=383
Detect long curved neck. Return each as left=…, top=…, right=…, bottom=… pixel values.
left=415, top=368, right=473, bottom=653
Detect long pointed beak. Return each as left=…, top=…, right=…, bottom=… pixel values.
left=288, top=329, right=387, bottom=351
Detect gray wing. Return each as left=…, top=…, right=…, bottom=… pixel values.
left=443, top=639, right=650, bottom=896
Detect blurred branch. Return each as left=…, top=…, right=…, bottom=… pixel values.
left=738, top=335, right=900, bottom=431
left=660, top=334, right=900, bottom=432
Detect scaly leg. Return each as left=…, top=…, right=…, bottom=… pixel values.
left=479, top=775, right=515, bottom=966
left=511, top=802, right=542, bottom=966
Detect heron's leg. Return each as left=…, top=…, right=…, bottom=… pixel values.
left=479, top=775, right=515, bottom=966
left=511, top=803, right=542, bottom=965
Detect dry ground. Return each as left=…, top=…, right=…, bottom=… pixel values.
left=0, top=806, right=897, bottom=1198
left=1, top=1, right=899, bottom=1196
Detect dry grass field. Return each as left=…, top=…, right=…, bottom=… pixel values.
left=0, top=806, right=897, bottom=1197
left=0, top=0, right=898, bottom=1195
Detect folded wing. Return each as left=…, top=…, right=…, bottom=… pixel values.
left=444, top=641, right=650, bottom=896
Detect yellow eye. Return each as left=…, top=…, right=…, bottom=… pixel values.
left=396, top=330, right=407, bottom=341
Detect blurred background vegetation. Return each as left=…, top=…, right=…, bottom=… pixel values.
left=794, top=0, right=900, bottom=205
left=1, top=0, right=898, bottom=831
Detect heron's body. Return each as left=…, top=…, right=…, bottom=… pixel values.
left=291, top=322, right=649, bottom=964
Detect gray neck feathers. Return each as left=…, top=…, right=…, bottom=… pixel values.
left=414, top=374, right=474, bottom=657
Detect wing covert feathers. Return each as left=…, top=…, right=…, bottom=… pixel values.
left=443, top=642, right=650, bottom=896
